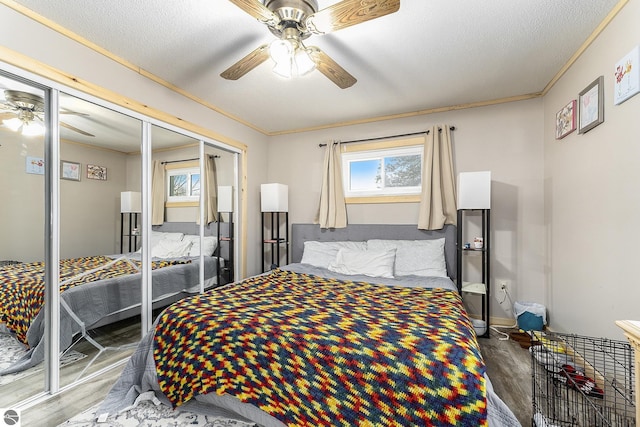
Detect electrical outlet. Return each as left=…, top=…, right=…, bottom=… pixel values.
left=497, top=280, right=510, bottom=294
left=495, top=280, right=512, bottom=311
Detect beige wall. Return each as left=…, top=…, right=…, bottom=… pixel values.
left=0, top=129, right=45, bottom=262
left=0, top=129, right=127, bottom=261
left=268, top=98, right=546, bottom=321
left=543, top=0, right=640, bottom=338
left=59, top=141, right=128, bottom=258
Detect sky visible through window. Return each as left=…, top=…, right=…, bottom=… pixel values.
left=350, top=159, right=380, bottom=190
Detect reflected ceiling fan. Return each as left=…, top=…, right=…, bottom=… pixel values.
left=221, top=0, right=400, bottom=89
left=0, top=90, right=94, bottom=137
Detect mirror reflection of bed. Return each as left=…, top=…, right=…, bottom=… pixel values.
left=0, top=77, right=238, bottom=408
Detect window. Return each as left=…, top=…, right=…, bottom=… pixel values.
left=342, top=139, right=423, bottom=199
left=167, top=167, right=200, bottom=203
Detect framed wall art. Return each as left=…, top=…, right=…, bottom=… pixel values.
left=578, top=76, right=604, bottom=134
left=87, top=164, right=107, bottom=180
left=614, top=45, right=640, bottom=105
left=26, top=156, right=45, bottom=175
left=61, top=160, right=81, bottom=181
left=555, top=100, right=576, bottom=139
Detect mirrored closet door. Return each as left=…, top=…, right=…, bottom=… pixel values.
left=0, top=73, right=48, bottom=407
left=57, top=92, right=143, bottom=389
left=0, top=61, right=244, bottom=406
left=147, top=125, right=202, bottom=327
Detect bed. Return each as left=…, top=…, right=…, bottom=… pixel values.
left=97, top=223, right=520, bottom=426
left=0, top=221, right=229, bottom=375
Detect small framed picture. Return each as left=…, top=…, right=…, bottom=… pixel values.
left=87, top=164, right=107, bottom=180
left=578, top=76, right=604, bottom=134
left=555, top=100, right=576, bottom=139
left=26, top=156, right=45, bottom=175
left=614, top=45, right=640, bottom=105
left=61, top=160, right=81, bottom=181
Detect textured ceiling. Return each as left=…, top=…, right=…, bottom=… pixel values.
left=6, top=0, right=623, bottom=135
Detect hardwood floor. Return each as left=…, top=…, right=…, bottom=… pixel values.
left=19, top=326, right=533, bottom=426
left=480, top=327, right=533, bottom=426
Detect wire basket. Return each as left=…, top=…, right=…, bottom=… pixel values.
left=531, top=332, right=635, bottom=426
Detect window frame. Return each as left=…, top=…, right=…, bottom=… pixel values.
left=165, top=161, right=200, bottom=206
left=341, top=136, right=425, bottom=203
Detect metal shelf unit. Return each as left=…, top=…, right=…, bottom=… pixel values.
left=261, top=211, right=289, bottom=272
left=456, top=208, right=490, bottom=338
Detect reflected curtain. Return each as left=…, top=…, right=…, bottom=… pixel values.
left=316, top=141, right=347, bottom=229
left=198, top=154, right=217, bottom=225
left=417, top=125, right=457, bottom=229
left=151, top=160, right=165, bottom=225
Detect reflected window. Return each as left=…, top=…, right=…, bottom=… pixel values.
left=167, top=167, right=200, bottom=202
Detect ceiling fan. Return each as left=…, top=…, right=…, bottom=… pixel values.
left=221, top=0, right=400, bottom=89
left=0, top=90, right=94, bottom=137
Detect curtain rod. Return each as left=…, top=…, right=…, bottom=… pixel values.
left=161, top=155, right=220, bottom=164
left=318, top=126, right=455, bottom=147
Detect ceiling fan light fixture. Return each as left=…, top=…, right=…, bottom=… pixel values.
left=269, top=39, right=294, bottom=64
left=269, top=38, right=315, bottom=79
left=22, top=121, right=45, bottom=137
left=272, top=56, right=294, bottom=78
left=3, top=117, right=23, bottom=132
left=294, top=48, right=315, bottom=76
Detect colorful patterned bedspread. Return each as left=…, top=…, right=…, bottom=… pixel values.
left=0, top=256, right=189, bottom=344
left=154, top=269, right=487, bottom=426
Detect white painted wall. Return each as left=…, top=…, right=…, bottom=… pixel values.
left=543, top=0, right=640, bottom=339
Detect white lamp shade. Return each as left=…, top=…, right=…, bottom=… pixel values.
left=261, top=183, right=288, bottom=212
left=120, top=191, right=141, bottom=213
left=457, top=171, right=491, bottom=209
left=217, top=186, right=233, bottom=212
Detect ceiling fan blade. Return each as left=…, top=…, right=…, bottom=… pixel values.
left=221, top=44, right=270, bottom=80
left=308, top=47, right=356, bottom=89
left=306, top=0, right=400, bottom=34
left=228, top=0, right=279, bottom=26
left=60, top=121, right=95, bottom=137
left=60, top=109, right=90, bottom=117
left=0, top=111, right=17, bottom=120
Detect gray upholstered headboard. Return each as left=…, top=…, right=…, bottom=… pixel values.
left=152, top=222, right=231, bottom=260
left=291, top=224, right=457, bottom=280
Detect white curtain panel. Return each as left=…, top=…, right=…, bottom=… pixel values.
left=316, top=141, right=347, bottom=228
left=198, top=154, right=218, bottom=225
left=151, top=160, right=165, bottom=225
left=418, top=125, right=457, bottom=230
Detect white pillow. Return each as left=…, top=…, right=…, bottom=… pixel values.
left=151, top=239, right=193, bottom=258
left=182, top=235, right=218, bottom=256
left=151, top=231, right=184, bottom=243
left=367, top=238, right=448, bottom=278
left=328, top=248, right=396, bottom=278
left=135, top=231, right=186, bottom=254
left=300, top=241, right=367, bottom=268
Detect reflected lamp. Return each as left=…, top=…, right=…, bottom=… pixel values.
left=120, top=191, right=142, bottom=213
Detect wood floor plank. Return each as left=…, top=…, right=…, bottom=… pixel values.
left=479, top=328, right=532, bottom=426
